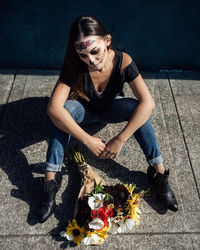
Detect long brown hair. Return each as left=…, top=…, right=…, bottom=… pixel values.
left=61, top=15, right=111, bottom=99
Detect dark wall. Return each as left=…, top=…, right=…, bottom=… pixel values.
left=0, top=0, right=200, bottom=70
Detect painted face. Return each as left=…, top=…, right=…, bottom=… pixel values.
left=74, top=35, right=110, bottom=71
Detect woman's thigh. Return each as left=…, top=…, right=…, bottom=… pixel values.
left=63, top=97, right=139, bottom=125
left=63, top=99, right=97, bottom=125
left=95, top=97, right=139, bottom=123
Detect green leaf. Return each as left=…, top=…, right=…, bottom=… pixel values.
left=92, top=180, right=105, bottom=194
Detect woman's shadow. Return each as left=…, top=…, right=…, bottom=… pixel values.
left=0, top=97, right=167, bottom=234
left=0, top=97, right=51, bottom=225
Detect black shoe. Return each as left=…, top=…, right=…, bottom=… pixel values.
left=147, top=165, right=178, bottom=212
left=38, top=172, right=62, bottom=223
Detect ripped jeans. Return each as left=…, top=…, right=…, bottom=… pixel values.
left=46, top=96, right=163, bottom=172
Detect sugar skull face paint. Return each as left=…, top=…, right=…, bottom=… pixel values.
left=75, top=40, right=96, bottom=51
left=75, top=35, right=111, bottom=71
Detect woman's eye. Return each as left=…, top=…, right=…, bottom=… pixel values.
left=90, top=50, right=99, bottom=55
left=79, top=54, right=87, bottom=58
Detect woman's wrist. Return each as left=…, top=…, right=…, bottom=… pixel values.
left=82, top=134, right=93, bottom=146
left=115, top=134, right=127, bottom=144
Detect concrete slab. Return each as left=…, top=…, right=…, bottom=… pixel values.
left=0, top=233, right=197, bottom=250
left=191, top=233, right=200, bottom=250
left=169, top=71, right=200, bottom=196
left=0, top=70, right=60, bottom=235
left=0, top=70, right=200, bottom=249
left=0, top=69, right=15, bottom=117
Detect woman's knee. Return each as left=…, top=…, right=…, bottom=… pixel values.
left=64, top=100, right=85, bottom=123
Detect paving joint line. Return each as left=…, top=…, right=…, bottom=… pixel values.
left=0, top=69, right=17, bottom=125
left=167, top=71, right=200, bottom=200
left=0, top=231, right=200, bottom=238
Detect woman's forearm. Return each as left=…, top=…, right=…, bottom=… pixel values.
left=117, top=101, right=155, bottom=143
left=47, top=106, right=91, bottom=145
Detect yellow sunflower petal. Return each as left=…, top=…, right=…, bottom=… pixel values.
left=66, top=219, right=85, bottom=244
left=66, top=220, right=74, bottom=235
left=72, top=219, right=78, bottom=227
left=66, top=220, right=72, bottom=230
left=125, top=183, right=136, bottom=195
left=86, top=230, right=96, bottom=237
left=131, top=194, right=140, bottom=203
left=79, top=226, right=85, bottom=234
left=95, top=226, right=109, bottom=240
left=73, top=234, right=83, bottom=246
left=66, top=228, right=73, bottom=235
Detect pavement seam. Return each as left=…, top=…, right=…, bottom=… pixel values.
left=156, top=74, right=177, bottom=167
left=0, top=232, right=200, bottom=238
left=0, top=69, right=17, bottom=125
left=167, top=71, right=200, bottom=201
left=155, top=74, right=183, bottom=210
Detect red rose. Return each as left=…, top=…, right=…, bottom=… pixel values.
left=91, top=207, right=108, bottom=227
left=107, top=208, right=114, bottom=218
left=90, top=206, right=114, bottom=228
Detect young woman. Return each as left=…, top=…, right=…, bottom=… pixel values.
left=37, top=15, right=178, bottom=223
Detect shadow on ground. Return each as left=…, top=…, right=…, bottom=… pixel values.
left=0, top=97, right=167, bottom=239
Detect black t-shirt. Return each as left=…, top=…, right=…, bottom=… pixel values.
left=59, top=48, right=140, bottom=112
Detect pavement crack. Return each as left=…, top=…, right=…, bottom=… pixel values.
left=0, top=232, right=200, bottom=238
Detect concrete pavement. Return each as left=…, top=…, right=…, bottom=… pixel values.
left=0, top=69, right=199, bottom=249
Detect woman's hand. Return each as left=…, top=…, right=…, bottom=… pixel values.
left=85, top=136, right=106, bottom=157
left=99, top=136, right=125, bottom=159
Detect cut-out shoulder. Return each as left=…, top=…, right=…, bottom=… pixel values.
left=121, top=52, right=132, bottom=74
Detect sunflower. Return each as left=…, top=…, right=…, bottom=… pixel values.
left=126, top=193, right=140, bottom=210
left=125, top=193, right=141, bottom=225
left=94, top=226, right=109, bottom=244
left=66, top=219, right=85, bottom=246
left=124, top=183, right=136, bottom=196
left=104, top=184, right=130, bottom=207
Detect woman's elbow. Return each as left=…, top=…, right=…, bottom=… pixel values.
left=146, top=99, right=155, bottom=113
left=151, top=100, right=155, bottom=110
left=47, top=104, right=54, bottom=118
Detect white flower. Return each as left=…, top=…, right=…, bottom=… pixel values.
left=66, top=234, right=74, bottom=241
left=60, top=231, right=68, bottom=238
left=82, top=234, right=100, bottom=245
left=118, top=219, right=136, bottom=233
left=108, top=218, right=136, bottom=234
left=117, top=220, right=127, bottom=233
left=88, top=193, right=105, bottom=210
left=60, top=231, right=73, bottom=240
left=108, top=219, right=119, bottom=234
left=124, top=219, right=136, bottom=231
left=88, top=218, right=104, bottom=230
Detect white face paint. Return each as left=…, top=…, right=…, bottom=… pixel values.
left=74, top=35, right=109, bottom=71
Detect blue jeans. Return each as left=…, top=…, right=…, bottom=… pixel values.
left=46, top=96, right=163, bottom=172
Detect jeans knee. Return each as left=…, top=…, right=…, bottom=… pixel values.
left=64, top=100, right=85, bottom=123
left=124, top=98, right=139, bottom=121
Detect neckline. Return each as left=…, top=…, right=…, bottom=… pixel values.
left=87, top=49, right=118, bottom=96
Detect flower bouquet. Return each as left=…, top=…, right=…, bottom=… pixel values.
left=60, top=149, right=148, bottom=246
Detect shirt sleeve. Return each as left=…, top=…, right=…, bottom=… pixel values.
left=123, top=60, right=140, bottom=83
left=58, top=64, right=71, bottom=87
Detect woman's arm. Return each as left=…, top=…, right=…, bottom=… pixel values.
left=100, top=54, right=155, bottom=159
left=117, top=73, right=155, bottom=142
left=47, top=80, right=105, bottom=156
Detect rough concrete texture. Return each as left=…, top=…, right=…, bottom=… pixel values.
left=0, top=69, right=15, bottom=117
left=0, top=69, right=199, bottom=249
